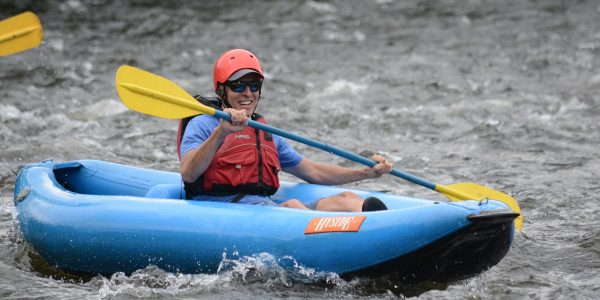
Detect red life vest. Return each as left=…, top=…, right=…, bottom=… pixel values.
left=177, top=97, right=280, bottom=198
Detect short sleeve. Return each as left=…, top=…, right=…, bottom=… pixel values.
left=274, top=135, right=303, bottom=168
left=179, top=115, right=220, bottom=159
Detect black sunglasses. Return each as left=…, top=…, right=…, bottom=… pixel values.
left=226, top=81, right=262, bottom=93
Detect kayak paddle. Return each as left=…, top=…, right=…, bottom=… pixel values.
left=115, top=65, right=523, bottom=231
left=0, top=11, right=43, bottom=57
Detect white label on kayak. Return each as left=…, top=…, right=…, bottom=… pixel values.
left=304, top=216, right=366, bottom=234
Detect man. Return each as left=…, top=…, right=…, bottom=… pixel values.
left=179, top=49, right=392, bottom=211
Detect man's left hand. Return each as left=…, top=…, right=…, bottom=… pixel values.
left=364, top=154, right=393, bottom=179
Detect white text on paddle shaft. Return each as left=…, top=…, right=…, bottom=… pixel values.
left=314, top=216, right=356, bottom=231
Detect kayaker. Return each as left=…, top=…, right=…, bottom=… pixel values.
left=178, top=48, right=392, bottom=211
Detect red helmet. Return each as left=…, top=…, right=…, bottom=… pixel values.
left=213, top=49, right=263, bottom=92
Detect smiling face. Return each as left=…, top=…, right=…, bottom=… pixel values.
left=224, top=73, right=263, bottom=117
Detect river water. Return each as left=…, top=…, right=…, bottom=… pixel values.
left=1, top=0, right=599, bottom=299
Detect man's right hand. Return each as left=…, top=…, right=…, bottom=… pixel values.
left=217, top=108, right=249, bottom=137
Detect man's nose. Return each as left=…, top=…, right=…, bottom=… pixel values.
left=241, top=85, right=253, bottom=95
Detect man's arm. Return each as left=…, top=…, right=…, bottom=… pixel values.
left=180, top=125, right=227, bottom=183
left=283, top=154, right=392, bottom=185
left=180, top=108, right=248, bottom=183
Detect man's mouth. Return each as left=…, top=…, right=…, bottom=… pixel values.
left=239, top=100, right=252, bottom=106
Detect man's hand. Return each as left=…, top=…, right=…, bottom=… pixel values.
left=364, top=154, right=393, bottom=179
left=217, top=108, right=249, bottom=136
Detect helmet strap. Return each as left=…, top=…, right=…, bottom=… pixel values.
left=216, top=84, right=232, bottom=108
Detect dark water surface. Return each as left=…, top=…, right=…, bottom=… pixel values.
left=1, top=0, right=599, bottom=298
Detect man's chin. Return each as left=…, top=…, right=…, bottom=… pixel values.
left=242, top=107, right=256, bottom=116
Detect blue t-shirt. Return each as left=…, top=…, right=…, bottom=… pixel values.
left=180, top=115, right=303, bottom=204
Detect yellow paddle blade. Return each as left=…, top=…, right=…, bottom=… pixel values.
left=0, top=11, right=43, bottom=56
left=438, top=182, right=523, bottom=231
left=115, top=65, right=216, bottom=119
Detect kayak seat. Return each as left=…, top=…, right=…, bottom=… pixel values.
left=145, top=183, right=186, bottom=199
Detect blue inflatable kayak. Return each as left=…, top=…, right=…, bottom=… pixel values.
left=13, top=159, right=517, bottom=282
